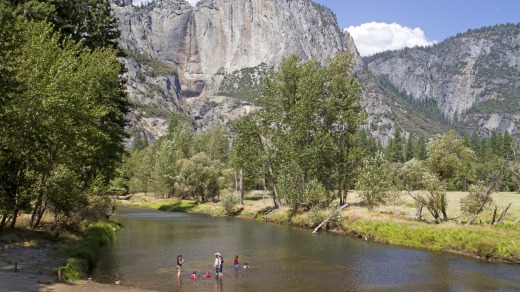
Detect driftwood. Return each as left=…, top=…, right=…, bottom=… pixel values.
left=493, top=203, right=511, bottom=225
left=312, top=203, right=349, bottom=234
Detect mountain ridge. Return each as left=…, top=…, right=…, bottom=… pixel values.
left=111, top=0, right=519, bottom=144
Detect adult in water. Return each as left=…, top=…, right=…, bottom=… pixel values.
left=214, top=253, right=223, bottom=278
left=176, top=255, right=184, bottom=278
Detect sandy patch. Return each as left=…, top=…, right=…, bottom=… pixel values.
left=0, top=233, right=65, bottom=292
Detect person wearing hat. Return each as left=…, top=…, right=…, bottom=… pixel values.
left=213, top=253, right=223, bottom=277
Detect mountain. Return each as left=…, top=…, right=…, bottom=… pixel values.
left=110, top=0, right=519, bottom=144
left=111, top=0, right=363, bottom=141
left=364, top=23, right=520, bottom=141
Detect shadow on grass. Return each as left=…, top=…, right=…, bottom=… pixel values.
left=245, top=196, right=264, bottom=201
left=158, top=202, right=197, bottom=212
left=229, top=207, right=244, bottom=216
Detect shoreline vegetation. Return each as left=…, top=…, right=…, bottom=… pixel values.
left=119, top=191, right=520, bottom=264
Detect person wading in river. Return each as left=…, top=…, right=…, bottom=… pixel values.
left=214, top=253, right=223, bottom=278
left=176, top=255, right=184, bottom=278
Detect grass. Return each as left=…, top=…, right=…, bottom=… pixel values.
left=343, top=220, right=520, bottom=262
left=60, top=222, right=120, bottom=282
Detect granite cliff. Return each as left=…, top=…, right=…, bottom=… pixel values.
left=365, top=24, right=520, bottom=140
left=111, top=0, right=519, bottom=144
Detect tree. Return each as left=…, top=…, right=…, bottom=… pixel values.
left=460, top=181, right=494, bottom=217
left=246, top=52, right=365, bottom=210
left=405, top=136, right=414, bottom=162
left=176, top=153, right=223, bottom=203
left=194, top=126, right=229, bottom=162
left=386, top=128, right=405, bottom=163
left=229, top=115, right=265, bottom=205
left=414, top=135, right=427, bottom=160
left=427, top=130, right=475, bottom=191
left=0, top=17, right=127, bottom=231
left=357, top=152, right=391, bottom=211
left=400, top=159, right=447, bottom=222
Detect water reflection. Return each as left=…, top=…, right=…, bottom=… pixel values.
left=92, top=207, right=520, bottom=291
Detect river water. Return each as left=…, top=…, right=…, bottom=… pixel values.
left=92, top=207, right=520, bottom=291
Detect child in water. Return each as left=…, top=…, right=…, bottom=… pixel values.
left=243, top=262, right=249, bottom=269
left=205, top=272, right=211, bottom=279
left=234, top=255, right=239, bottom=268
left=190, top=271, right=197, bottom=279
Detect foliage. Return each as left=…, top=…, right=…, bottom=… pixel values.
left=427, top=130, right=475, bottom=185
left=309, top=205, right=327, bottom=227
left=175, top=152, right=224, bottom=203
left=230, top=52, right=365, bottom=210
left=221, top=192, right=240, bottom=215
left=0, top=14, right=127, bottom=231
left=60, top=222, right=119, bottom=282
left=356, top=152, right=392, bottom=211
left=124, top=49, right=176, bottom=77
left=460, top=181, right=494, bottom=216
left=217, top=63, right=268, bottom=102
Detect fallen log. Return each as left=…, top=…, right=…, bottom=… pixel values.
left=312, top=203, right=349, bottom=234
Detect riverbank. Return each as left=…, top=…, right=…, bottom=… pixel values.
left=0, top=219, right=130, bottom=292
left=119, top=191, right=520, bottom=264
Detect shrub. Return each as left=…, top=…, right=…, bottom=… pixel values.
left=222, top=192, right=240, bottom=215
left=60, top=222, right=119, bottom=282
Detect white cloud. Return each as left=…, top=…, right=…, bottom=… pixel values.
left=132, top=0, right=199, bottom=6
left=346, top=22, right=436, bottom=57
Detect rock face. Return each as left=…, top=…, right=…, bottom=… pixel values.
left=364, top=24, right=520, bottom=140
left=112, top=1, right=519, bottom=144
left=112, top=0, right=358, bottom=140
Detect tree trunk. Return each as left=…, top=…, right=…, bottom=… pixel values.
left=239, top=168, right=244, bottom=205
left=234, top=170, right=238, bottom=193
left=493, top=203, right=511, bottom=225
left=490, top=205, right=497, bottom=224
left=31, top=201, right=47, bottom=231
left=416, top=202, right=423, bottom=220
left=262, top=163, right=267, bottom=205
left=312, top=203, right=349, bottom=233
left=9, top=207, right=19, bottom=229
left=0, top=213, right=7, bottom=233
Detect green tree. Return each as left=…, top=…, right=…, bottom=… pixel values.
left=405, top=136, right=414, bottom=162
left=356, top=152, right=391, bottom=211
left=0, top=18, right=127, bottom=231
left=414, top=135, right=427, bottom=160
left=427, top=130, right=475, bottom=190
left=386, top=128, right=405, bottom=163
left=251, top=52, right=366, bottom=210
left=176, top=152, right=223, bottom=203
left=194, top=125, right=229, bottom=162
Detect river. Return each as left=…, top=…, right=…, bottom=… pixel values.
left=92, top=207, right=520, bottom=291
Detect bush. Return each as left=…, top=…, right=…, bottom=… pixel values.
left=221, top=192, right=240, bottom=215
left=60, top=222, right=119, bottom=282
left=309, top=205, right=327, bottom=227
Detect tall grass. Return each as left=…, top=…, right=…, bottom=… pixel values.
left=343, top=220, right=520, bottom=263
left=60, top=222, right=120, bottom=282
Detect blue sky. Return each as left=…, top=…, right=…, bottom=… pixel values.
left=132, top=0, right=520, bottom=56
left=314, top=0, right=520, bottom=55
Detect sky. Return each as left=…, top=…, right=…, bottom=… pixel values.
left=132, top=0, right=520, bottom=56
